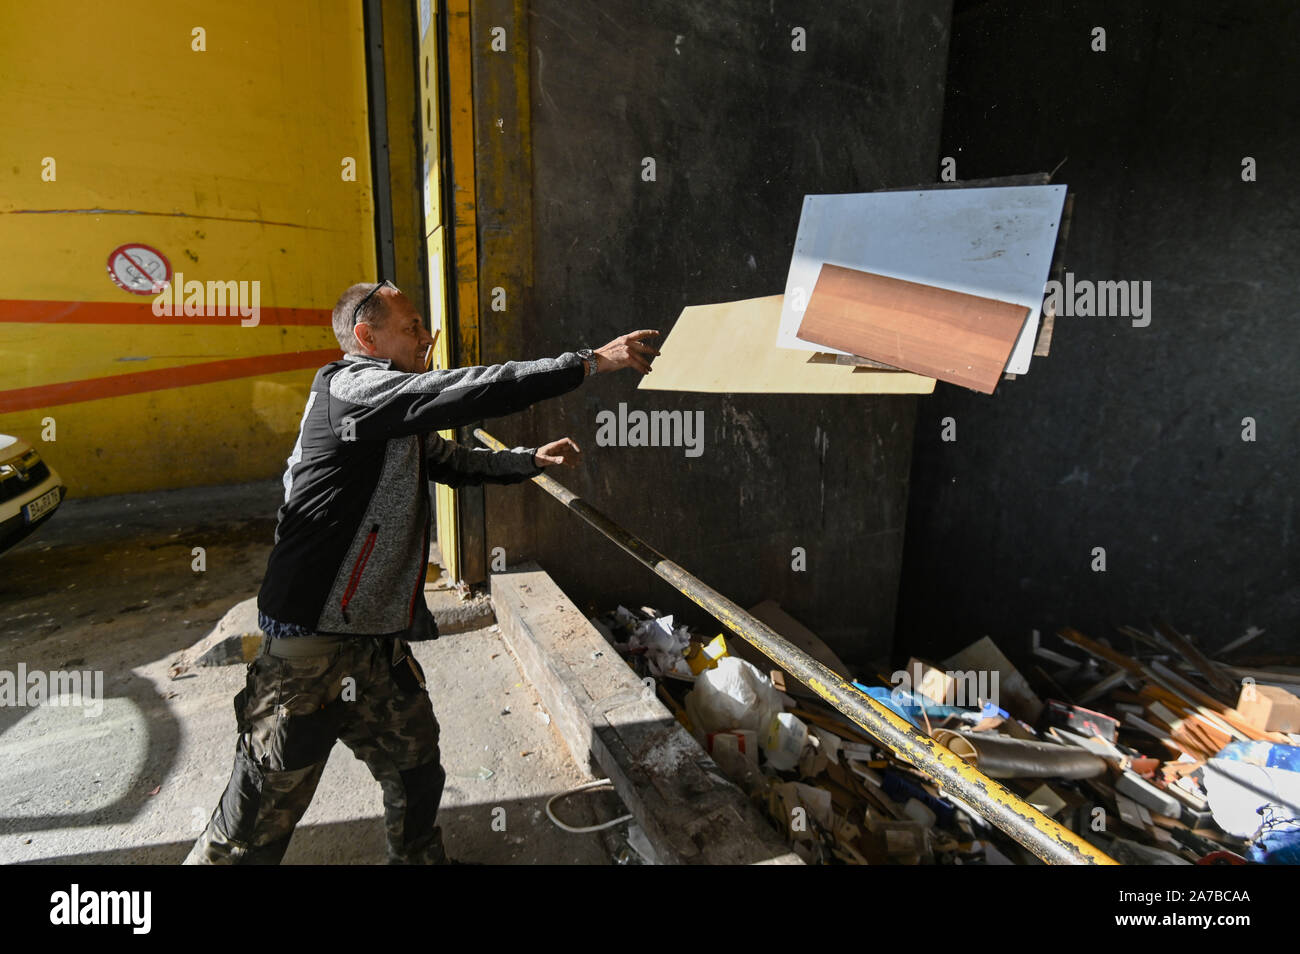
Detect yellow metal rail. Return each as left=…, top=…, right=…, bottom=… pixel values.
left=475, top=427, right=1118, bottom=865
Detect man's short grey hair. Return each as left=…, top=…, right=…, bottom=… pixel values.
left=332, top=282, right=393, bottom=354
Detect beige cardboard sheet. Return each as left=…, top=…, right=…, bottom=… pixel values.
left=637, top=295, right=935, bottom=394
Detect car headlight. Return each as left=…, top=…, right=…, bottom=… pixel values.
left=0, top=449, right=43, bottom=481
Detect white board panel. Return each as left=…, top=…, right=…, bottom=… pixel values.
left=777, top=185, right=1066, bottom=374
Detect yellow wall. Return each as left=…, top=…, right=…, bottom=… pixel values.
left=0, top=1, right=376, bottom=496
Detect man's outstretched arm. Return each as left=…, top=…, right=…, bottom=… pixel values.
left=327, top=331, right=660, bottom=442
left=425, top=434, right=541, bottom=488
left=424, top=434, right=582, bottom=488
left=330, top=353, right=584, bottom=443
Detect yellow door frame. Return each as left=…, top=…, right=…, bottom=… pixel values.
left=416, top=0, right=482, bottom=585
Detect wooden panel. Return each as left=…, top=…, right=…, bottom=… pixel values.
left=638, top=294, right=935, bottom=395
left=796, top=264, right=1029, bottom=395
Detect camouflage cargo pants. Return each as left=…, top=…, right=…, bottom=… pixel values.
left=183, top=636, right=448, bottom=864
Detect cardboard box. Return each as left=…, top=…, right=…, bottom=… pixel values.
left=906, top=657, right=956, bottom=706
left=1237, top=683, right=1300, bottom=733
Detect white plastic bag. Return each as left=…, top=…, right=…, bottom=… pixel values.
left=684, top=656, right=783, bottom=736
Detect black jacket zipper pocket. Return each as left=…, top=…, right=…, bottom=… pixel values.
left=340, top=523, right=380, bottom=623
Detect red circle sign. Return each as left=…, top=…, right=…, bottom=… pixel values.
left=107, top=243, right=172, bottom=295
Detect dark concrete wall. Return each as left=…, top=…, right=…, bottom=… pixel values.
left=897, top=1, right=1300, bottom=661
left=481, top=1, right=952, bottom=666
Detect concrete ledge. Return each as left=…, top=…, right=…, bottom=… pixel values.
left=170, top=597, right=263, bottom=674
left=491, top=561, right=801, bottom=865
left=424, top=584, right=496, bottom=635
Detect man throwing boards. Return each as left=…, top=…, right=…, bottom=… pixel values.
left=185, top=279, right=658, bottom=864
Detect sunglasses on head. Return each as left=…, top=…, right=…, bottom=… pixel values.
left=352, top=279, right=397, bottom=327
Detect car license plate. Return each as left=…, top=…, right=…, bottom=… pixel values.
left=22, top=487, right=60, bottom=524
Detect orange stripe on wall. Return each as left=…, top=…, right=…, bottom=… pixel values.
left=0, top=350, right=341, bottom=413
left=0, top=299, right=331, bottom=326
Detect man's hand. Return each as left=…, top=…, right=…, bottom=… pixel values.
left=534, top=437, right=582, bottom=469
left=594, top=330, right=661, bottom=375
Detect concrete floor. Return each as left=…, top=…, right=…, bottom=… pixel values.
left=0, top=481, right=626, bottom=864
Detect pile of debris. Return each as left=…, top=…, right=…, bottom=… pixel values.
left=589, top=605, right=1300, bottom=865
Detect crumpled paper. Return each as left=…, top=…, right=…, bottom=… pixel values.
left=626, top=609, right=694, bottom=678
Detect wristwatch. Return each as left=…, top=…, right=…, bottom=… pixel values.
left=576, top=348, right=596, bottom=376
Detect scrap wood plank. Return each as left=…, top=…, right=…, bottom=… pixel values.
left=1146, top=660, right=1232, bottom=714
left=1151, top=616, right=1239, bottom=698
left=1224, top=665, right=1300, bottom=688
left=1032, top=628, right=1082, bottom=669
left=1058, top=627, right=1144, bottom=675
left=1141, top=682, right=1266, bottom=746
left=1171, top=719, right=1230, bottom=755
left=1031, top=664, right=1076, bottom=705
left=797, top=264, right=1030, bottom=394
left=1186, top=712, right=1234, bottom=749
left=1063, top=627, right=1281, bottom=746
left=1140, top=694, right=1238, bottom=752
left=1076, top=665, right=1132, bottom=705
left=1141, top=685, right=1242, bottom=743
left=1061, top=627, right=1275, bottom=743
left=1115, top=624, right=1167, bottom=654
left=1147, top=661, right=1289, bottom=743
left=1213, top=628, right=1269, bottom=659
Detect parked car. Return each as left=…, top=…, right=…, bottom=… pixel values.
left=0, top=433, right=66, bottom=554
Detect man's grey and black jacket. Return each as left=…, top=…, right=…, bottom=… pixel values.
left=257, top=351, right=585, bottom=642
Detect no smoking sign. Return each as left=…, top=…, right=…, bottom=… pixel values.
left=107, top=243, right=172, bottom=295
